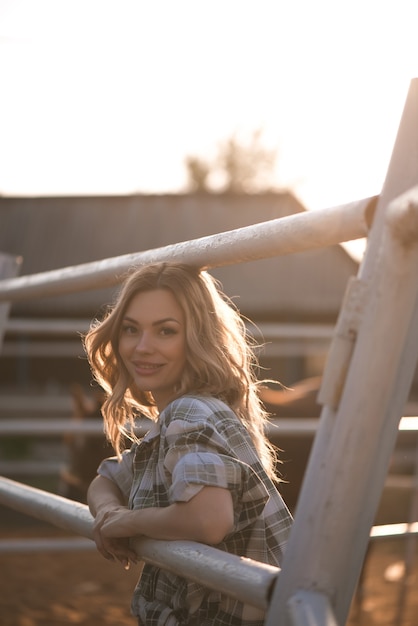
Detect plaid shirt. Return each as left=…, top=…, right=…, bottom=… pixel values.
left=98, top=395, right=292, bottom=625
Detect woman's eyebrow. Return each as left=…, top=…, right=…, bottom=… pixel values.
left=122, top=316, right=138, bottom=324
left=153, top=317, right=181, bottom=326
left=122, top=316, right=181, bottom=326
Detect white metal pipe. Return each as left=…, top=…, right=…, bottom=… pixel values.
left=266, top=78, right=418, bottom=626
left=0, top=476, right=93, bottom=537
left=0, top=339, right=329, bottom=359
left=0, top=460, right=62, bottom=475
left=0, top=417, right=150, bottom=436
left=0, top=537, right=95, bottom=553
left=360, top=79, right=418, bottom=282
left=0, top=320, right=334, bottom=359
left=1, top=341, right=86, bottom=358
left=0, top=395, right=73, bottom=413
left=370, top=522, right=418, bottom=538
left=3, top=318, right=335, bottom=340
left=4, top=318, right=91, bottom=335
left=267, top=186, right=418, bottom=626
left=0, top=476, right=278, bottom=610
left=0, top=198, right=374, bottom=302
left=287, top=590, right=338, bottom=626
left=1, top=416, right=418, bottom=437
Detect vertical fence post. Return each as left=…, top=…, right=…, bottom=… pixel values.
left=269, top=190, right=418, bottom=626
left=0, top=253, right=22, bottom=351
left=266, top=78, right=418, bottom=626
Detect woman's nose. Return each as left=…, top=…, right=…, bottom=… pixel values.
left=134, top=331, right=153, bottom=353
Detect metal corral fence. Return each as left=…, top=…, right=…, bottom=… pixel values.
left=0, top=78, right=418, bottom=625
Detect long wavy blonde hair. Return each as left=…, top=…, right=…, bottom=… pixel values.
left=84, top=262, right=279, bottom=481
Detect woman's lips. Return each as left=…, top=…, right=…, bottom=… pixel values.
left=132, top=362, right=163, bottom=375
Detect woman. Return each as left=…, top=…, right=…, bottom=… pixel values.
left=85, top=262, right=292, bottom=625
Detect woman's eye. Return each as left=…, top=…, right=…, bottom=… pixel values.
left=160, top=327, right=176, bottom=336
left=121, top=324, right=137, bottom=335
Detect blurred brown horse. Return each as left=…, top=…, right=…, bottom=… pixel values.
left=59, top=384, right=113, bottom=503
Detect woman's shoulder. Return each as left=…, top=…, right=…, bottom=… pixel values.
left=161, top=394, right=249, bottom=453
left=162, top=394, right=234, bottom=423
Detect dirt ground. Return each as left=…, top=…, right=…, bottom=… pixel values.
left=1, top=517, right=418, bottom=626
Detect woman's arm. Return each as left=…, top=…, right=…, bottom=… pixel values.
left=101, top=487, right=234, bottom=545
left=87, top=474, right=126, bottom=516
left=99, top=485, right=234, bottom=546
left=87, top=475, right=138, bottom=567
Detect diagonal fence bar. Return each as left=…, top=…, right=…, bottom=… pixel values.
left=0, top=197, right=375, bottom=302
left=0, top=476, right=278, bottom=611
left=265, top=78, right=418, bottom=626
left=267, top=185, right=418, bottom=626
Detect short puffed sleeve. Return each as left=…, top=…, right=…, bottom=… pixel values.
left=97, top=446, right=135, bottom=503
left=161, top=397, right=270, bottom=531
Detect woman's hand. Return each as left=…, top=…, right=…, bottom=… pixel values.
left=88, top=475, right=138, bottom=569
left=93, top=504, right=139, bottom=569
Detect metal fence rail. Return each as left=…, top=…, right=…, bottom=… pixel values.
left=1, top=415, right=417, bottom=437
left=0, top=197, right=373, bottom=302
left=0, top=476, right=277, bottom=611
left=265, top=75, right=418, bottom=625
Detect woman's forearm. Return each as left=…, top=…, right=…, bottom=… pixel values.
left=131, top=499, right=231, bottom=544
left=87, top=474, right=138, bottom=566
left=101, top=486, right=234, bottom=545
left=87, top=474, right=126, bottom=517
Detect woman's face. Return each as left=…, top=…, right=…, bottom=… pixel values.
left=118, top=288, right=187, bottom=411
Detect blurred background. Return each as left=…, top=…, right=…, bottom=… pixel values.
left=1, top=0, right=416, bottom=205
left=1, top=2, right=418, bottom=624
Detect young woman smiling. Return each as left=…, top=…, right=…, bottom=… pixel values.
left=84, top=262, right=292, bottom=626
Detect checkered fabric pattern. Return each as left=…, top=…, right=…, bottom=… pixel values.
left=98, top=395, right=293, bottom=625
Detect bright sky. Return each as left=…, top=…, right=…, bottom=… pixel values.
left=0, top=0, right=416, bottom=217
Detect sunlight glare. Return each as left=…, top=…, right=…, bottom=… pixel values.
left=0, top=0, right=417, bottom=208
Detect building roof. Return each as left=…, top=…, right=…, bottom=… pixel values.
left=0, top=192, right=358, bottom=320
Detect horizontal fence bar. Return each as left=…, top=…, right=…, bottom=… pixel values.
left=0, top=197, right=375, bottom=302
left=3, top=460, right=418, bottom=483
left=0, top=395, right=74, bottom=413
left=4, top=318, right=91, bottom=336
left=0, top=417, right=316, bottom=437
left=0, top=339, right=329, bottom=359
left=0, top=461, right=62, bottom=475
left=370, top=522, right=418, bottom=539
left=0, top=477, right=277, bottom=610
left=0, top=536, right=95, bottom=553
left=1, top=341, right=86, bottom=358
left=0, top=418, right=111, bottom=436
left=3, top=319, right=336, bottom=339
left=1, top=416, right=417, bottom=438
left=0, top=321, right=335, bottom=358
